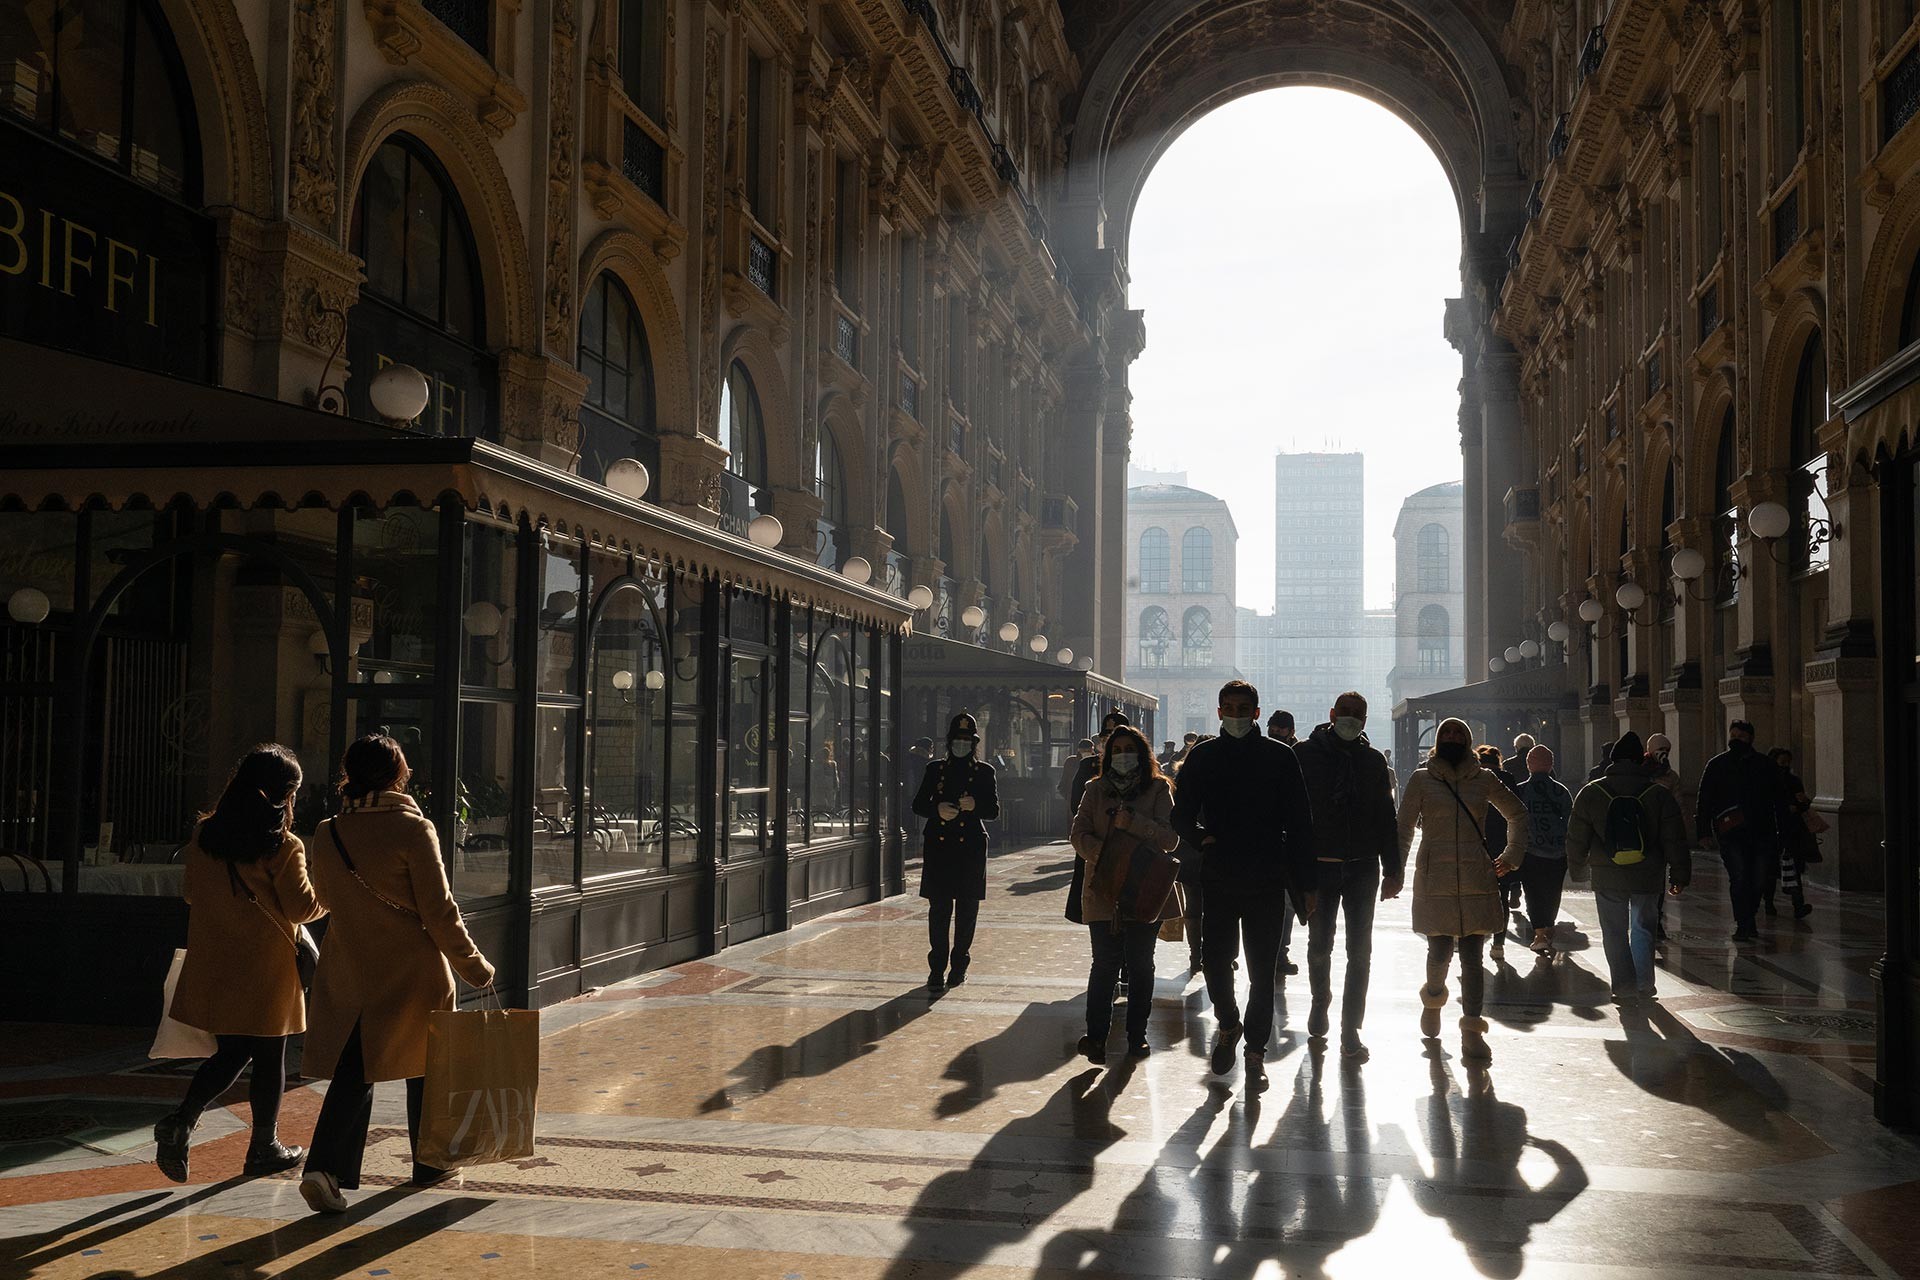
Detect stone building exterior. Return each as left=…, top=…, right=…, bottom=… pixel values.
left=1270, top=452, right=1365, bottom=717
left=1388, top=481, right=1466, bottom=715
left=1123, top=482, right=1238, bottom=737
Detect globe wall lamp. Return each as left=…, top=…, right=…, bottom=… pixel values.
left=747, top=513, right=784, bottom=548
left=998, top=621, right=1020, bottom=644
left=7, top=587, right=52, bottom=625
left=1519, top=639, right=1542, bottom=660
left=1504, top=645, right=1523, bottom=665
left=1546, top=619, right=1571, bottom=645
left=960, top=605, right=987, bottom=630
left=906, top=584, right=935, bottom=610
left=1613, top=579, right=1653, bottom=625
left=840, top=556, right=873, bottom=585
left=1747, top=498, right=1833, bottom=565
left=1670, top=544, right=1739, bottom=602
left=1489, top=656, right=1506, bottom=673
left=462, top=600, right=515, bottom=667
left=610, top=668, right=667, bottom=703
left=368, top=363, right=432, bottom=425
left=604, top=458, right=650, bottom=500
left=1074, top=656, right=1094, bottom=671
left=1055, top=647, right=1074, bottom=665
left=1029, top=634, right=1049, bottom=655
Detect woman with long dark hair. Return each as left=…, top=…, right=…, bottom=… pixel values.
left=1069, top=725, right=1181, bottom=1062
left=299, top=734, right=495, bottom=1214
left=154, top=744, right=322, bottom=1182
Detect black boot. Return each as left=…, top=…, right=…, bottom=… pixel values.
left=244, top=1139, right=306, bottom=1176
left=153, top=1113, right=194, bottom=1184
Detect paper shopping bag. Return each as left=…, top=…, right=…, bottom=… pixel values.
left=150, top=949, right=216, bottom=1060
left=416, top=1007, right=540, bottom=1168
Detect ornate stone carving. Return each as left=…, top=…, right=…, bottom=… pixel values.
left=544, top=1, right=579, bottom=353
left=290, top=0, right=340, bottom=230
left=697, top=28, right=725, bottom=439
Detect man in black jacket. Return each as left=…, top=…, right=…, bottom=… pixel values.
left=1172, top=680, right=1315, bottom=1088
left=1290, top=692, right=1399, bottom=1063
left=1694, top=719, right=1784, bottom=942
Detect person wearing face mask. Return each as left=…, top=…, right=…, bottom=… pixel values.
left=1693, top=720, right=1781, bottom=943
left=912, top=713, right=1000, bottom=990
left=1065, top=713, right=1131, bottom=928
left=1290, top=692, right=1400, bottom=1062
left=1643, top=734, right=1683, bottom=803
left=1397, top=717, right=1527, bottom=1064
left=1069, top=725, right=1182, bottom=1061
left=1512, top=745, right=1573, bottom=957
left=1171, top=680, right=1316, bottom=1089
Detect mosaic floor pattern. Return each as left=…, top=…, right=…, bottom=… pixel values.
left=3, top=842, right=1918, bottom=1278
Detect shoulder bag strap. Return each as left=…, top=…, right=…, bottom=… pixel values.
left=328, top=820, right=424, bottom=922
left=1438, top=779, right=1486, bottom=844
left=227, top=858, right=301, bottom=953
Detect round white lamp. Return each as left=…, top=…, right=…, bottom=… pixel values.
left=462, top=600, right=504, bottom=638
left=841, top=556, right=873, bottom=585
left=7, top=587, right=51, bottom=625
left=1029, top=634, right=1049, bottom=654
left=1490, top=657, right=1506, bottom=673
left=1546, top=619, right=1571, bottom=643
left=747, top=513, right=784, bottom=548
left=1056, top=647, right=1074, bottom=664
left=604, top=458, right=650, bottom=500
left=998, top=621, right=1019, bottom=643
left=907, top=584, right=935, bottom=610
left=1577, top=597, right=1605, bottom=625
left=1075, top=656, right=1094, bottom=671
left=1671, top=547, right=1707, bottom=581
left=643, top=669, right=666, bottom=691
left=307, top=629, right=330, bottom=660
left=1615, top=580, right=1647, bottom=611
left=960, top=605, right=986, bottom=629
left=611, top=669, right=636, bottom=691
left=1749, top=500, right=1791, bottom=541
left=368, top=363, right=432, bottom=424
left=1519, top=639, right=1542, bottom=659
left=1504, top=645, right=1522, bottom=664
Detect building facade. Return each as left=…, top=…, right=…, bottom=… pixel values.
left=1123, top=483, right=1238, bottom=736
left=1387, top=481, right=1467, bottom=718
left=1269, top=452, right=1364, bottom=718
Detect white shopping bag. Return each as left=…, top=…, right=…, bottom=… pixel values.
left=150, top=949, right=216, bottom=1059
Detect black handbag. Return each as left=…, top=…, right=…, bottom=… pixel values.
left=230, top=861, right=320, bottom=991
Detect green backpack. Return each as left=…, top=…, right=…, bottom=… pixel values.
left=1595, top=781, right=1651, bottom=866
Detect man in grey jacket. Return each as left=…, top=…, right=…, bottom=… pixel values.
left=1512, top=745, right=1572, bottom=956
left=1568, top=734, right=1690, bottom=1003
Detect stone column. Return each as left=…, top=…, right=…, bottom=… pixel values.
left=1805, top=469, right=1884, bottom=889
left=1479, top=345, right=1526, bottom=668
left=1098, top=397, right=1130, bottom=675
left=1056, top=360, right=1104, bottom=667
left=1720, top=473, right=1785, bottom=742
left=1660, top=516, right=1712, bottom=805
left=500, top=350, right=588, bottom=467
left=770, top=486, right=827, bottom=561
left=659, top=432, right=731, bottom=526
left=1458, top=373, right=1487, bottom=679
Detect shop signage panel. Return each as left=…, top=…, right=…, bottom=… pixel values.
left=345, top=298, right=498, bottom=439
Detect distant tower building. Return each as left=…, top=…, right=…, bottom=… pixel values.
left=1125, top=483, right=1239, bottom=737
left=1360, top=609, right=1396, bottom=722
left=1388, top=481, right=1466, bottom=715
left=1271, top=452, right=1365, bottom=720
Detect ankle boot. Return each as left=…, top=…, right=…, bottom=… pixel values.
left=1419, top=983, right=1448, bottom=1038
left=1460, top=1016, right=1491, bottom=1063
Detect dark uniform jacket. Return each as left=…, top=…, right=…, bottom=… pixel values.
left=1693, top=741, right=1783, bottom=846
left=912, top=755, right=999, bottom=900
left=1170, top=731, right=1314, bottom=892
left=1291, top=724, right=1400, bottom=879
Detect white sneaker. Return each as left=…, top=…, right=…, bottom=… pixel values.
left=300, top=1170, right=347, bottom=1214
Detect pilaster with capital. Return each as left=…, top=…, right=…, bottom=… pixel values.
left=1804, top=461, right=1883, bottom=889
left=498, top=350, right=588, bottom=468
left=217, top=212, right=364, bottom=404
left=659, top=431, right=731, bottom=526
left=771, top=485, right=827, bottom=560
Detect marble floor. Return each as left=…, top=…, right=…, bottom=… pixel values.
left=4, top=844, right=1919, bottom=1278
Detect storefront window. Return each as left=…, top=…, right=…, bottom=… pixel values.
left=454, top=700, right=512, bottom=900
left=811, top=616, right=852, bottom=841
left=877, top=633, right=895, bottom=833
left=850, top=629, right=872, bottom=829
left=667, top=576, right=705, bottom=866
left=726, top=652, right=770, bottom=851
left=532, top=703, right=579, bottom=889
left=586, top=572, right=668, bottom=876
left=353, top=506, right=439, bottom=686
left=1, top=511, right=79, bottom=620
left=787, top=606, right=812, bottom=838
left=0, top=513, right=76, bottom=863
left=538, top=538, right=583, bottom=694
left=461, top=521, right=518, bottom=690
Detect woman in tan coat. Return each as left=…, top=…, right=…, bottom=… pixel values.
left=1397, top=717, right=1526, bottom=1063
left=299, top=734, right=495, bottom=1214
left=1070, top=725, right=1181, bottom=1063
left=153, top=745, right=322, bottom=1182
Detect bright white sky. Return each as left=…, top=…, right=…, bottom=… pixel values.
left=1127, top=88, right=1465, bottom=613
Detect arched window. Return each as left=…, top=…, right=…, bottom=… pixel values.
left=1902, top=254, right=1920, bottom=351
left=718, top=361, right=767, bottom=528
left=938, top=506, right=957, bottom=570
left=1789, top=332, right=1830, bottom=575
left=1714, top=407, right=1739, bottom=606
left=1416, top=523, right=1450, bottom=592
left=349, top=135, right=492, bottom=436
left=1417, top=605, right=1450, bottom=675
left=814, top=429, right=848, bottom=568
left=1138, top=606, right=1172, bottom=669
left=0, top=0, right=199, bottom=199
left=1182, top=606, right=1213, bottom=667
left=578, top=273, right=656, bottom=487
left=1181, top=527, right=1213, bottom=593
left=1138, top=527, right=1170, bottom=593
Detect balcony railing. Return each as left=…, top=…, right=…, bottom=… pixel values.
left=622, top=117, right=665, bottom=204
left=1524, top=180, right=1544, bottom=222
left=1605, top=402, right=1620, bottom=441
left=1698, top=283, right=1720, bottom=343
left=833, top=313, right=858, bottom=365
left=1644, top=348, right=1663, bottom=397
left=1885, top=42, right=1920, bottom=146
left=1548, top=114, right=1571, bottom=160
left=947, top=68, right=981, bottom=115
left=424, top=0, right=487, bottom=55
left=1041, top=493, right=1077, bottom=534
left=747, top=234, right=776, bottom=300
left=947, top=414, right=965, bottom=456
left=884, top=550, right=909, bottom=597
left=898, top=370, right=919, bottom=420
left=1773, top=188, right=1801, bottom=264
left=1578, top=25, right=1607, bottom=82
left=933, top=576, right=956, bottom=637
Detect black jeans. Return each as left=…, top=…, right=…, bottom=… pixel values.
left=1086, top=921, right=1159, bottom=1043
left=305, top=1021, right=441, bottom=1189
left=1181, top=877, right=1205, bottom=959
left=177, top=1034, right=288, bottom=1144
left=1721, top=838, right=1770, bottom=934
left=1426, top=935, right=1486, bottom=1018
left=927, top=896, right=980, bottom=977
left=1202, top=881, right=1291, bottom=1053
left=1521, top=855, right=1567, bottom=932
left=1307, top=860, right=1379, bottom=1032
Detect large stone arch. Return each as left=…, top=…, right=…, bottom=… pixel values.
left=1755, top=293, right=1827, bottom=475
left=1861, top=171, right=1920, bottom=369
left=815, top=388, right=876, bottom=536
left=578, top=229, right=696, bottom=438
left=343, top=81, right=537, bottom=355
left=1688, top=375, right=1738, bottom=521
left=718, top=323, right=803, bottom=493
left=1638, top=430, right=1678, bottom=555
left=886, top=441, right=932, bottom=560
left=166, top=0, right=273, bottom=214
left=937, top=482, right=973, bottom=580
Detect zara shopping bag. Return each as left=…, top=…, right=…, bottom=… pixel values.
left=416, top=1003, right=540, bottom=1169
left=150, top=949, right=217, bottom=1060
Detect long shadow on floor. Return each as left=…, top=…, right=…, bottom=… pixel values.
left=933, top=997, right=1088, bottom=1120
left=1600, top=999, right=1793, bottom=1143
left=698, top=991, right=936, bottom=1113
left=0, top=1188, right=176, bottom=1271
left=1484, top=946, right=1612, bottom=1035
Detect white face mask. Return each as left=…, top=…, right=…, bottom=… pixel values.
left=949, top=739, right=974, bottom=758
left=1109, top=753, right=1139, bottom=775
left=1333, top=716, right=1365, bottom=742
left=1221, top=717, right=1254, bottom=738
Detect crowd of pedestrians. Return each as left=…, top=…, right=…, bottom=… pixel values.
left=912, top=683, right=1832, bottom=1083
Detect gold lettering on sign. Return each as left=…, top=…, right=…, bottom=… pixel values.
left=0, top=190, right=165, bottom=325
left=0, top=193, right=23, bottom=275
left=105, top=239, right=138, bottom=313
left=62, top=219, right=95, bottom=296
left=39, top=209, right=53, bottom=288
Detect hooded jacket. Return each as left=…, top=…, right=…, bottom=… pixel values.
left=1292, top=723, right=1401, bottom=877
left=1568, top=762, right=1690, bottom=893
left=1397, top=747, right=1527, bottom=937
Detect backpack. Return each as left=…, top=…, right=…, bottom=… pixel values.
left=1595, top=781, right=1651, bottom=866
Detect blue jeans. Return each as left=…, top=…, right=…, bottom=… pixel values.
left=1594, top=889, right=1661, bottom=997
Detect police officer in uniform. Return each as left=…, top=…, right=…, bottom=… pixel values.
left=912, top=713, right=1000, bottom=991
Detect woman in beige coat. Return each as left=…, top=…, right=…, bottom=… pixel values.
left=1070, top=725, right=1181, bottom=1063
left=154, top=744, right=323, bottom=1183
left=300, top=734, right=495, bottom=1214
left=1397, top=717, right=1526, bottom=1063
